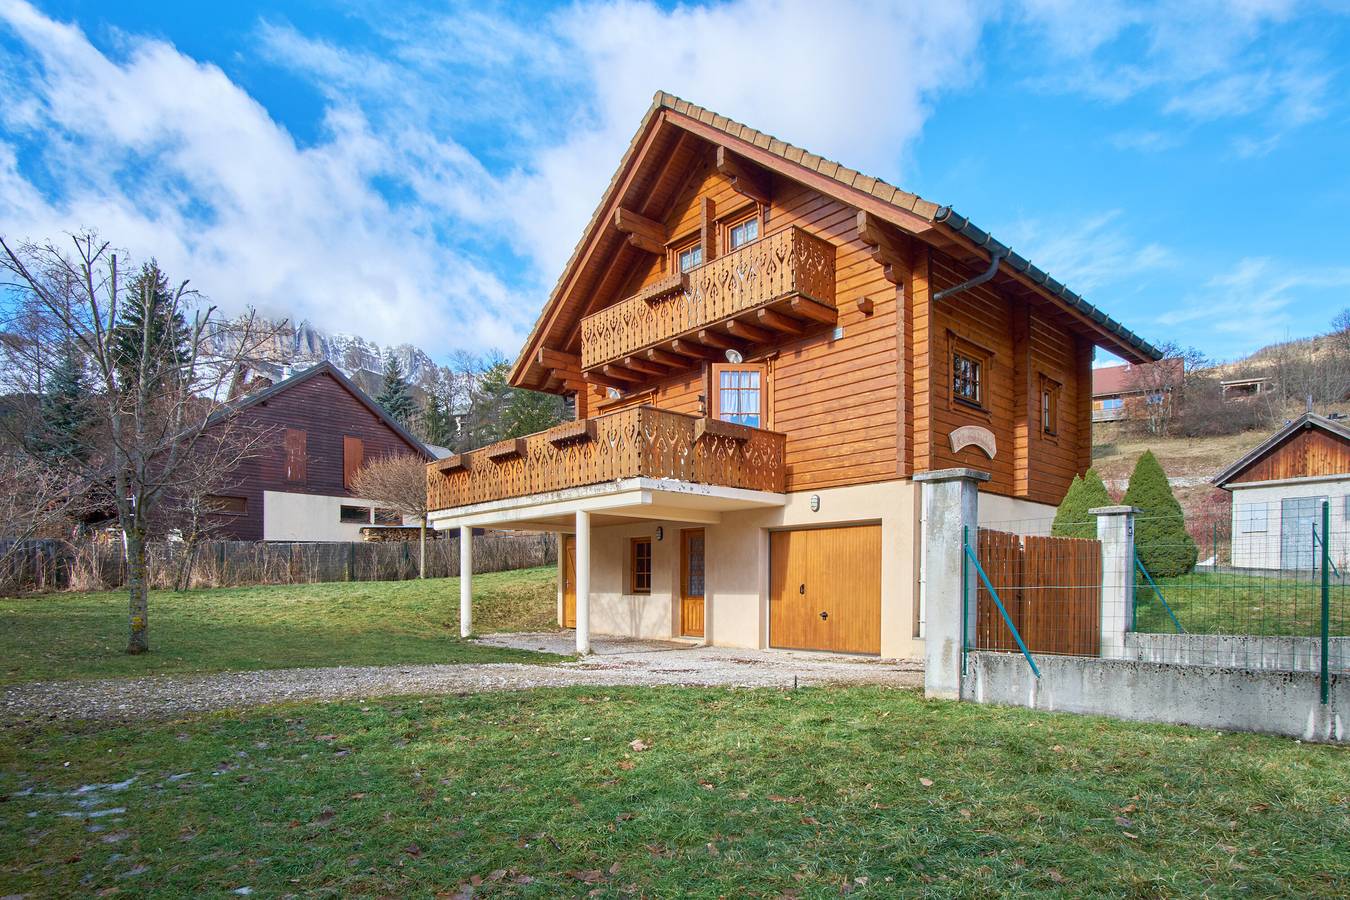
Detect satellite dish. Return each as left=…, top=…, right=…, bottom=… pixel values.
left=724, top=349, right=743, bottom=364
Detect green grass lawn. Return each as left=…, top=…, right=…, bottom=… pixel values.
left=0, top=568, right=562, bottom=685
left=2, top=686, right=1347, bottom=897
left=1136, top=571, right=1349, bottom=637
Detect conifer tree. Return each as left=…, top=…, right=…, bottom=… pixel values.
left=111, top=260, right=189, bottom=391
left=33, top=342, right=93, bottom=463
left=376, top=353, right=418, bottom=425
left=1123, top=450, right=1197, bottom=577
left=417, top=392, right=454, bottom=447
left=1051, top=468, right=1113, bottom=539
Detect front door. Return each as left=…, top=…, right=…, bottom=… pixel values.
left=562, top=535, right=577, bottom=627
left=680, top=528, right=705, bottom=637
left=1281, top=497, right=1326, bottom=570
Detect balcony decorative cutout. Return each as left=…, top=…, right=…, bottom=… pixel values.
left=580, top=226, right=836, bottom=372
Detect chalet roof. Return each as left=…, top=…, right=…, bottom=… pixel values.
left=510, top=90, right=1163, bottom=390
left=1211, top=412, right=1350, bottom=487
left=1092, top=359, right=1184, bottom=398
left=210, top=362, right=432, bottom=459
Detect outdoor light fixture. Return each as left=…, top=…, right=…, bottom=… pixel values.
left=655, top=526, right=664, bottom=541
left=810, top=494, right=820, bottom=512
left=607, top=387, right=622, bottom=399
left=724, top=348, right=743, bottom=364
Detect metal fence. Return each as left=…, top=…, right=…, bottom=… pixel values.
left=969, top=497, right=1347, bottom=685
left=0, top=532, right=557, bottom=595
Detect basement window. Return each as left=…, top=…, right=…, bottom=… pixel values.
left=340, top=505, right=372, bottom=525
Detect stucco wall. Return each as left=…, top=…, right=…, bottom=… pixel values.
left=262, top=491, right=414, bottom=542
left=574, top=479, right=925, bottom=659
left=1228, top=478, right=1350, bottom=569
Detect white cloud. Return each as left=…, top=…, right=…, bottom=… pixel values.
left=0, top=0, right=530, bottom=354
left=998, top=210, right=1175, bottom=294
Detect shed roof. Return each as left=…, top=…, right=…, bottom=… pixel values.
left=1211, top=412, right=1350, bottom=487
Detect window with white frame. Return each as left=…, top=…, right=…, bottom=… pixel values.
left=1238, top=503, right=1268, bottom=533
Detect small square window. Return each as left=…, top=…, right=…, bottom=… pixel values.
left=340, top=505, right=372, bottom=525
left=630, top=537, right=652, bottom=594
left=206, top=495, right=247, bottom=516
left=1238, top=504, right=1267, bottom=533
left=678, top=243, right=703, bottom=273
left=728, top=216, right=759, bottom=250
left=953, top=351, right=983, bottom=406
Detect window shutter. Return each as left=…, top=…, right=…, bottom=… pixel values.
left=343, top=436, right=364, bottom=490
left=284, top=429, right=307, bottom=483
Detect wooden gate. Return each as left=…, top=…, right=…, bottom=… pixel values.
left=975, top=528, right=1102, bottom=657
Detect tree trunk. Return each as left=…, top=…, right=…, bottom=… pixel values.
left=174, top=536, right=198, bottom=592
left=418, top=517, right=427, bottom=579
left=125, top=527, right=150, bottom=654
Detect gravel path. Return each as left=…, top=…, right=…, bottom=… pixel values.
left=2, top=634, right=922, bottom=724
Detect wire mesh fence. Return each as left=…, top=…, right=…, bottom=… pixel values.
left=0, top=532, right=557, bottom=595
left=971, top=496, right=1347, bottom=678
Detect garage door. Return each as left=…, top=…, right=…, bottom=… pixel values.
left=769, top=525, right=881, bottom=655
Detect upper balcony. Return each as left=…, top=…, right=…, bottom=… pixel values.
left=579, top=226, right=837, bottom=377
left=427, top=405, right=786, bottom=514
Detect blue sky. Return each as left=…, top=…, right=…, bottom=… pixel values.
left=2, top=0, right=1349, bottom=366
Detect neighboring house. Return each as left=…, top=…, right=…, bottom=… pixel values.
left=1213, top=412, right=1350, bottom=571
left=427, top=92, right=1159, bottom=659
left=1220, top=375, right=1273, bottom=400
left=1091, top=359, right=1183, bottom=422
left=205, top=362, right=432, bottom=541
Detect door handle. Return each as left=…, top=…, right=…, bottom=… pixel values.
left=799, top=584, right=806, bottom=595
left=819, top=611, right=828, bottom=620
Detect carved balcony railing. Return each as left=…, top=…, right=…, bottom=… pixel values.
left=580, top=225, right=836, bottom=371
left=427, top=406, right=786, bottom=512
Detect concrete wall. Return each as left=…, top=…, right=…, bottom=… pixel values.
left=963, top=650, right=1347, bottom=743
left=978, top=493, right=1058, bottom=534
left=574, top=478, right=925, bottom=659
left=1124, top=632, right=1349, bottom=673
left=262, top=491, right=415, bottom=542
left=1229, top=479, right=1350, bottom=570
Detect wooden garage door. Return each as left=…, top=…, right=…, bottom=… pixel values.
left=770, top=525, right=881, bottom=655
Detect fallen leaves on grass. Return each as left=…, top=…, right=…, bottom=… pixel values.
left=629, top=738, right=650, bottom=752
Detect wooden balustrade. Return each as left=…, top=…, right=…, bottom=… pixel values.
left=579, top=226, right=836, bottom=371
left=427, top=406, right=787, bottom=511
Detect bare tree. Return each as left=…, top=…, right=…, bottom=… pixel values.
left=1123, top=344, right=1207, bottom=437
left=159, top=420, right=274, bottom=591
left=349, top=453, right=431, bottom=577
left=1, top=231, right=283, bottom=653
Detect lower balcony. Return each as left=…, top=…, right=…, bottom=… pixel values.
left=426, top=406, right=787, bottom=527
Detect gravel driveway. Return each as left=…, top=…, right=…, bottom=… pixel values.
left=2, top=633, right=922, bottom=724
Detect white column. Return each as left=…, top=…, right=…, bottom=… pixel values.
left=459, top=525, right=473, bottom=638
left=1092, top=505, right=1138, bottom=660
left=914, top=468, right=989, bottom=700
left=575, top=510, right=591, bottom=655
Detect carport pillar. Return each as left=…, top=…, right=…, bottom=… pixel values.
left=459, top=525, right=473, bottom=638
left=1092, top=505, right=1139, bottom=660
left=915, top=468, right=989, bottom=700
left=575, top=510, right=591, bottom=655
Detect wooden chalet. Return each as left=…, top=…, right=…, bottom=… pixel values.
left=207, top=362, right=432, bottom=541
left=428, top=92, right=1160, bottom=658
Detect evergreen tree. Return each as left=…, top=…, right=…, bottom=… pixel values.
left=1051, top=468, right=1113, bottom=539
left=111, top=260, right=189, bottom=391
left=33, top=343, right=93, bottom=463
left=376, top=353, right=418, bottom=425
left=503, top=385, right=566, bottom=438
left=1123, top=450, right=1197, bottom=577
left=417, top=392, right=454, bottom=447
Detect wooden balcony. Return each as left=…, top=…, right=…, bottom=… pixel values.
left=580, top=226, right=837, bottom=375
left=427, top=406, right=787, bottom=512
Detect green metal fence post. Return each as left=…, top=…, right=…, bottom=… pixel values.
left=961, top=525, right=969, bottom=678
left=1322, top=500, right=1331, bottom=706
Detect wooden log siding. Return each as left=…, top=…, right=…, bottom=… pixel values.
left=578, top=225, right=836, bottom=371
left=427, top=406, right=786, bottom=511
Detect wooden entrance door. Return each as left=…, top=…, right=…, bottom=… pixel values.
left=769, top=525, right=881, bottom=655
left=680, top=529, right=706, bottom=637
left=562, top=535, right=577, bottom=628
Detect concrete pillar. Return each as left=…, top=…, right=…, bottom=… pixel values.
left=459, top=525, right=473, bottom=638
left=1092, top=505, right=1139, bottom=660
left=575, top=510, right=591, bottom=655
left=915, top=468, right=990, bottom=700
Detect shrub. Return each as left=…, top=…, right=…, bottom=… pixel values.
left=1123, top=450, right=1197, bottom=577
left=1052, top=469, right=1113, bottom=539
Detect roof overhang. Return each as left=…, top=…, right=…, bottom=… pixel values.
left=1213, top=413, right=1350, bottom=488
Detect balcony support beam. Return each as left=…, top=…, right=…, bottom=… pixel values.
left=756, top=308, right=804, bottom=335
left=575, top=510, right=591, bottom=655
left=603, top=364, right=644, bottom=383
left=725, top=319, right=774, bottom=343
left=696, top=329, right=744, bottom=352
left=613, top=207, right=666, bottom=255
left=621, top=356, right=670, bottom=377
left=715, top=147, right=770, bottom=206
left=670, top=339, right=719, bottom=360
left=789, top=297, right=838, bottom=324
left=646, top=347, right=685, bottom=367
